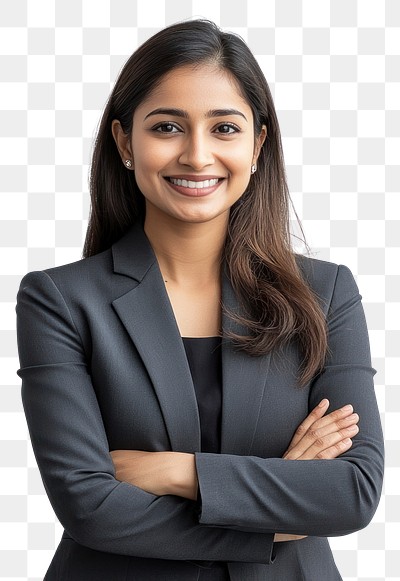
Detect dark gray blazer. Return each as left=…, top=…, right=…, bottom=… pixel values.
left=16, top=223, right=384, bottom=581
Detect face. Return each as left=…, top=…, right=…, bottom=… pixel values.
left=113, top=64, right=266, bottom=227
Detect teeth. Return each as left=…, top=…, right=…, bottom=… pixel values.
left=169, top=178, right=219, bottom=189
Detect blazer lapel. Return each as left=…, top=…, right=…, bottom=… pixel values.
left=220, top=268, right=272, bottom=455
left=111, top=224, right=201, bottom=453
left=110, top=223, right=270, bottom=457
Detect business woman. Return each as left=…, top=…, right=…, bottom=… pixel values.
left=16, top=20, right=384, bottom=580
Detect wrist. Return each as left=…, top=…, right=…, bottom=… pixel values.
left=167, top=452, right=198, bottom=500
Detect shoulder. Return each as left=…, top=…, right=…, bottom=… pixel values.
left=296, top=253, right=339, bottom=287
left=17, top=224, right=155, bottom=308
left=19, top=248, right=113, bottom=293
left=47, top=248, right=112, bottom=282
left=295, top=254, right=359, bottom=313
left=18, top=223, right=154, bottom=301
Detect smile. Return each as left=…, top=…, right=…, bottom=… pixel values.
left=164, top=176, right=224, bottom=197
left=167, top=177, right=220, bottom=189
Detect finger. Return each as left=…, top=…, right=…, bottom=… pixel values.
left=314, top=412, right=359, bottom=438
left=284, top=422, right=359, bottom=460
left=285, top=399, right=329, bottom=452
left=286, top=438, right=354, bottom=461
left=304, top=404, right=355, bottom=435
left=296, top=413, right=359, bottom=451
left=314, top=438, right=353, bottom=460
left=285, top=404, right=357, bottom=458
left=296, top=437, right=354, bottom=461
left=296, top=425, right=359, bottom=460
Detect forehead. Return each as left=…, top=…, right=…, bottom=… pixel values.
left=136, top=64, right=252, bottom=115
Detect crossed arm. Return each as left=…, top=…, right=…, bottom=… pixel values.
left=17, top=266, right=383, bottom=559
left=111, top=397, right=360, bottom=542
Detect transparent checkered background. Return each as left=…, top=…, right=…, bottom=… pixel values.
left=0, top=0, right=399, bottom=579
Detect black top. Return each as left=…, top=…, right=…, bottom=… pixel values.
left=182, top=337, right=230, bottom=575
left=182, top=337, right=222, bottom=454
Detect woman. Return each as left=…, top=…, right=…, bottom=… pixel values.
left=16, top=19, right=384, bottom=580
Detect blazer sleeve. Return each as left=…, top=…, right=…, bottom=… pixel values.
left=16, top=270, right=275, bottom=563
left=195, top=264, right=384, bottom=536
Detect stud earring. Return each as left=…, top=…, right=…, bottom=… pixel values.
left=125, top=159, right=132, bottom=168
left=251, top=164, right=257, bottom=174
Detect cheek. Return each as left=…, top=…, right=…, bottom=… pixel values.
left=228, top=157, right=252, bottom=185
left=138, top=148, right=178, bottom=182
left=224, top=142, right=254, bottom=169
left=132, top=135, right=171, bottom=170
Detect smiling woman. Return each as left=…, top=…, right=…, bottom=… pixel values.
left=16, top=19, right=383, bottom=581
left=111, top=64, right=266, bottom=227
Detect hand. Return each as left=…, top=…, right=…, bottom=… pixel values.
left=274, top=399, right=359, bottom=542
left=110, top=450, right=198, bottom=501
left=283, top=399, right=359, bottom=461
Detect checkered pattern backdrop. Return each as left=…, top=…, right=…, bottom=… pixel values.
left=0, top=0, right=398, bottom=579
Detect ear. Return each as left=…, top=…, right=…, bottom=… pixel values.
left=253, top=124, right=267, bottom=164
left=111, top=120, right=134, bottom=167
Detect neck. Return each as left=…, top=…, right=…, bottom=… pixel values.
left=144, top=208, right=228, bottom=286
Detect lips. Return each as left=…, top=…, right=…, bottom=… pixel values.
left=164, top=176, right=224, bottom=197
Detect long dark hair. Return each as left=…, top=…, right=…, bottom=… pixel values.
left=83, top=19, right=327, bottom=385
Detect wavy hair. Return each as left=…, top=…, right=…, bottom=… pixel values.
left=83, top=19, right=328, bottom=385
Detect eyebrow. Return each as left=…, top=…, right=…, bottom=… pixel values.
left=144, top=107, right=248, bottom=122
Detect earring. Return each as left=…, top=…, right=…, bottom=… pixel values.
left=125, top=159, right=132, bottom=168
left=251, top=164, right=257, bottom=174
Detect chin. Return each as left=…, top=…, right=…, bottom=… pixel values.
left=175, top=209, right=229, bottom=224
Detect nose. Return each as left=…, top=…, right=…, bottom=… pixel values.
left=178, top=131, right=215, bottom=170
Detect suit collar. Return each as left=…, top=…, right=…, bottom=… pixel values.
left=112, top=222, right=157, bottom=282
left=111, top=222, right=270, bottom=455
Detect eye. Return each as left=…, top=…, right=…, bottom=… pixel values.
left=152, top=122, right=181, bottom=134
left=215, top=123, right=240, bottom=135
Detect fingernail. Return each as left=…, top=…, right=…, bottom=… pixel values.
left=319, top=399, right=329, bottom=407
left=342, top=404, right=353, bottom=412
left=342, top=438, right=352, bottom=445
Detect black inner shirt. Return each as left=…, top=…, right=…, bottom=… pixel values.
left=182, top=336, right=222, bottom=454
